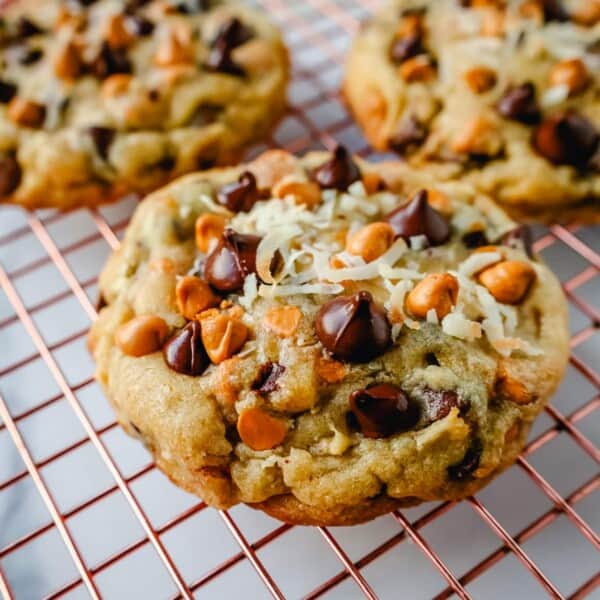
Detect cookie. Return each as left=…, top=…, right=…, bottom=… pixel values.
left=0, top=0, right=288, bottom=210
left=343, top=0, right=600, bottom=222
left=89, top=148, right=569, bottom=526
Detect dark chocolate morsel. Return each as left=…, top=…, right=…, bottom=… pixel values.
left=0, top=80, right=17, bottom=104
left=448, top=440, right=482, bottom=481
left=205, top=18, right=252, bottom=77
left=0, top=155, right=22, bottom=197
left=496, top=82, right=540, bottom=124
left=204, top=228, right=261, bottom=292
left=316, top=291, right=391, bottom=363
left=533, top=111, right=599, bottom=168
left=349, top=383, right=419, bottom=438
left=462, top=230, right=489, bottom=249
left=422, top=388, right=468, bottom=423
left=252, top=362, right=286, bottom=394
left=390, top=33, right=422, bottom=63
left=500, top=225, right=534, bottom=258
left=16, top=17, right=44, bottom=38
left=88, top=42, right=132, bottom=78
left=540, top=0, right=569, bottom=21
left=88, top=126, right=115, bottom=160
left=313, top=145, right=361, bottom=191
left=385, top=190, right=450, bottom=246
left=218, top=171, right=260, bottom=212
left=128, top=15, right=155, bottom=36
left=163, top=321, right=209, bottom=376
left=389, top=115, right=427, bottom=155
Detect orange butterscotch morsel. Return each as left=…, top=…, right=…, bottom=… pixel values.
left=7, top=98, right=46, bottom=128
left=115, top=315, right=169, bottom=357
left=316, top=356, right=348, bottom=383
left=101, top=73, right=132, bottom=98
left=104, top=14, right=134, bottom=49
left=54, top=41, right=84, bottom=80
left=399, top=55, right=436, bottom=83
left=195, top=214, right=227, bottom=253
left=264, top=305, right=302, bottom=337
left=479, top=7, right=505, bottom=37
left=175, top=276, right=220, bottom=320
left=361, top=172, right=384, bottom=195
left=451, top=115, right=499, bottom=155
left=272, top=176, right=322, bottom=207
left=346, top=222, right=395, bottom=263
left=200, top=312, right=248, bottom=364
left=396, top=13, right=423, bottom=38
left=548, top=59, right=589, bottom=96
left=478, top=260, right=536, bottom=304
left=405, top=273, right=459, bottom=320
left=496, top=368, right=535, bottom=405
left=154, top=28, right=194, bottom=66
left=463, top=66, right=497, bottom=94
left=519, top=0, right=544, bottom=22
left=237, top=407, right=288, bottom=451
left=572, top=1, right=600, bottom=26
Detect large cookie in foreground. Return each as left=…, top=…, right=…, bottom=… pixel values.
left=89, top=148, right=569, bottom=526
left=343, top=0, right=600, bottom=222
left=0, top=0, right=288, bottom=210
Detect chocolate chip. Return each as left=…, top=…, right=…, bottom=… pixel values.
left=540, top=0, right=569, bottom=21
left=385, top=190, right=450, bottom=246
left=316, top=291, right=391, bottom=363
left=496, top=83, right=540, bottom=124
left=0, top=80, right=17, bottom=104
left=205, top=18, right=252, bottom=77
left=390, top=33, right=422, bottom=63
left=163, top=321, right=209, bottom=376
left=533, top=111, right=599, bottom=168
left=88, top=126, right=115, bottom=160
left=95, top=293, right=107, bottom=312
left=462, top=230, right=489, bottom=248
left=313, top=145, right=361, bottom=191
left=16, top=17, right=43, bottom=38
left=18, top=47, right=44, bottom=65
left=89, top=42, right=132, bottom=78
left=252, top=362, right=286, bottom=394
left=448, top=440, right=482, bottom=481
left=128, top=15, right=155, bottom=36
left=217, top=171, right=260, bottom=213
left=500, top=225, right=534, bottom=258
left=156, top=155, right=175, bottom=171
left=348, top=383, right=419, bottom=438
left=422, top=388, right=467, bottom=423
left=204, top=228, right=261, bottom=292
left=389, top=116, right=427, bottom=155
left=0, top=155, right=21, bottom=197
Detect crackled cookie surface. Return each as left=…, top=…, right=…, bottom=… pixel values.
left=0, top=0, right=288, bottom=210
left=90, top=148, right=569, bottom=526
left=344, top=0, right=600, bottom=222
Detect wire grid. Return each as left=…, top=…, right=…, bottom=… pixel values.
left=0, top=1, right=599, bottom=598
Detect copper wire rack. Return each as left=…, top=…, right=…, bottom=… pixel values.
left=0, top=1, right=599, bottom=598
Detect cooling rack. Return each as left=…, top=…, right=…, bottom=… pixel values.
left=0, top=1, right=599, bottom=599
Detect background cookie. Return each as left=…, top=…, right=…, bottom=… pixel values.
left=89, top=148, right=569, bottom=526
left=0, top=0, right=288, bottom=210
left=344, top=0, right=600, bottom=222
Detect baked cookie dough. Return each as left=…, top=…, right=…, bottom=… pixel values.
left=0, top=0, right=288, bottom=210
left=344, top=0, right=600, bottom=222
left=89, top=148, right=569, bottom=526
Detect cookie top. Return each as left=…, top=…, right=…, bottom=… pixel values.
left=90, top=149, right=568, bottom=524
left=0, top=0, right=288, bottom=209
left=344, top=0, right=600, bottom=218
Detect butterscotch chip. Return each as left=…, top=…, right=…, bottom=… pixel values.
left=114, top=315, right=169, bottom=357
left=200, top=312, right=248, bottom=364
left=316, top=356, right=348, bottom=383
left=7, top=98, right=46, bottom=128
left=237, top=407, right=288, bottom=451
left=264, top=305, right=302, bottom=337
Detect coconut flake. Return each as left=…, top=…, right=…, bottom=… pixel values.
left=441, top=312, right=482, bottom=340
left=410, top=235, right=429, bottom=251
left=542, top=85, right=569, bottom=108
left=258, top=282, right=343, bottom=298
left=238, top=274, right=258, bottom=310
left=255, top=224, right=302, bottom=284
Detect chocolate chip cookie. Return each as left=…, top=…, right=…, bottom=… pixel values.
left=89, top=148, right=569, bottom=526
left=344, top=0, right=600, bottom=222
left=0, top=0, right=288, bottom=210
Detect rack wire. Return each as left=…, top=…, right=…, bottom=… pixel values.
left=0, top=1, right=599, bottom=599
